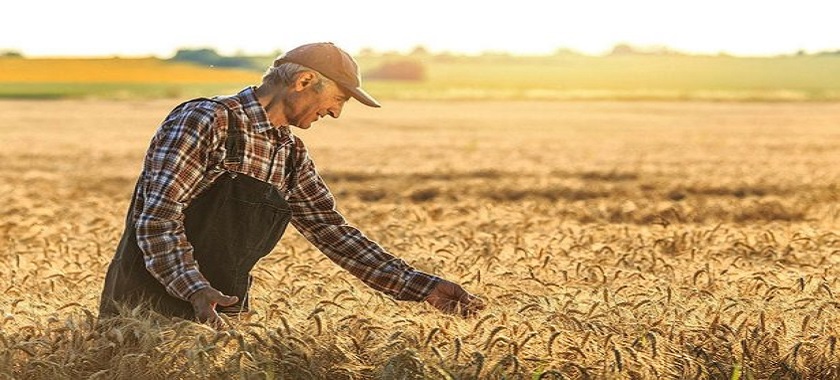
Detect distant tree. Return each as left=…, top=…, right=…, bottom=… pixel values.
left=171, top=48, right=223, bottom=65
left=646, top=45, right=682, bottom=56
left=554, top=48, right=581, bottom=56
left=480, top=50, right=511, bottom=57
left=169, top=48, right=262, bottom=70
left=1, top=50, right=23, bottom=58
left=479, top=50, right=514, bottom=64
left=381, top=50, right=403, bottom=59
left=358, top=47, right=377, bottom=57
left=610, top=43, right=638, bottom=56
left=365, top=60, right=426, bottom=81
left=409, top=45, right=430, bottom=57
left=434, top=51, right=457, bottom=62
left=215, top=56, right=256, bottom=68
left=609, top=43, right=682, bottom=56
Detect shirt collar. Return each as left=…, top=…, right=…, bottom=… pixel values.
left=236, top=86, right=289, bottom=135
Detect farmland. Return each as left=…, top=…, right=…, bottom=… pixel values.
left=0, top=98, right=839, bottom=378
left=2, top=53, right=840, bottom=101
left=0, top=57, right=260, bottom=99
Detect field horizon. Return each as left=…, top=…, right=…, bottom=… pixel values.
left=2, top=53, right=840, bottom=102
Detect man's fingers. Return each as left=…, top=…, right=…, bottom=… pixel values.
left=214, top=294, right=239, bottom=307
left=194, top=307, right=216, bottom=323
left=194, top=306, right=227, bottom=329
left=202, top=288, right=238, bottom=307
left=466, top=295, right=486, bottom=310
left=190, top=287, right=239, bottom=328
left=425, top=279, right=486, bottom=318
left=456, top=294, right=485, bottom=317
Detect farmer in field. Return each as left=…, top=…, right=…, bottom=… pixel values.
left=99, top=42, right=484, bottom=325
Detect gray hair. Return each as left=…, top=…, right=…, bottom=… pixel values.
left=262, top=61, right=334, bottom=92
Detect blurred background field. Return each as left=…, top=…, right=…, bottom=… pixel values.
left=2, top=50, right=840, bottom=101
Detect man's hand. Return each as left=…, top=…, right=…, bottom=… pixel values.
left=189, top=287, right=238, bottom=328
left=425, top=279, right=486, bottom=317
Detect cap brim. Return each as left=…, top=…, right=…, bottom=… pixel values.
left=346, top=86, right=381, bottom=108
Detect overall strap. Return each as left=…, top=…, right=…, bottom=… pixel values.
left=200, top=97, right=245, bottom=166
left=285, top=136, right=298, bottom=193
left=175, top=97, right=245, bottom=165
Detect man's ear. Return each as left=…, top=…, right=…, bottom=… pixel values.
left=294, top=71, right=318, bottom=91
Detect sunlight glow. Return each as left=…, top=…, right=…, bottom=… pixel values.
left=3, top=0, right=838, bottom=57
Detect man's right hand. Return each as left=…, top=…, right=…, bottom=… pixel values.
left=189, top=287, right=239, bottom=328
left=426, top=278, right=486, bottom=318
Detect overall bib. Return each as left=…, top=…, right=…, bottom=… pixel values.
left=99, top=98, right=296, bottom=319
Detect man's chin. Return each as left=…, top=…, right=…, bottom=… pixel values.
left=291, top=122, right=313, bottom=130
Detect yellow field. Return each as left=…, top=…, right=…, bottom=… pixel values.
left=0, top=57, right=259, bottom=83
left=1, top=99, right=839, bottom=379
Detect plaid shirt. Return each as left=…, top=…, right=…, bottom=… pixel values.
left=133, top=87, right=440, bottom=303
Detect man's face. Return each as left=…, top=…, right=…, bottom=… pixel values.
left=286, top=76, right=350, bottom=129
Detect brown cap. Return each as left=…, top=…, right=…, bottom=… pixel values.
left=273, top=42, right=381, bottom=108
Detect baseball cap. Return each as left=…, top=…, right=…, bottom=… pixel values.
left=273, top=42, right=381, bottom=108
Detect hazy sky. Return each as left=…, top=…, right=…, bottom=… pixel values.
left=3, top=0, right=838, bottom=57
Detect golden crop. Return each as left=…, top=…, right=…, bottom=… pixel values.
left=0, top=57, right=259, bottom=83
left=0, top=99, right=839, bottom=379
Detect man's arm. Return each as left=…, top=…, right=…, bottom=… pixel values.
left=134, top=103, right=221, bottom=302
left=287, top=143, right=440, bottom=301
left=288, top=140, right=485, bottom=315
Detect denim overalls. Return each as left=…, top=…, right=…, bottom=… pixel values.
left=99, top=98, right=295, bottom=319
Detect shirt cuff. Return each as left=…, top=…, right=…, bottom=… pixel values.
left=394, top=271, right=442, bottom=301
left=166, top=268, right=211, bottom=302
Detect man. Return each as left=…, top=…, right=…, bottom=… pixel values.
left=99, top=42, right=484, bottom=325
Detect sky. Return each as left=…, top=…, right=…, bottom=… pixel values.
left=2, top=0, right=838, bottom=58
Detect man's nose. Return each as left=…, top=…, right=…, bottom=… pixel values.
left=328, top=105, right=343, bottom=118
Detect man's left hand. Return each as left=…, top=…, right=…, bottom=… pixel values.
left=425, top=278, right=486, bottom=317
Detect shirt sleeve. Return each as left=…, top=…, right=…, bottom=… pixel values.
left=135, top=103, right=221, bottom=301
left=287, top=140, right=440, bottom=301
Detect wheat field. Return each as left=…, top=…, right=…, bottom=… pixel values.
left=0, top=99, right=839, bottom=379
